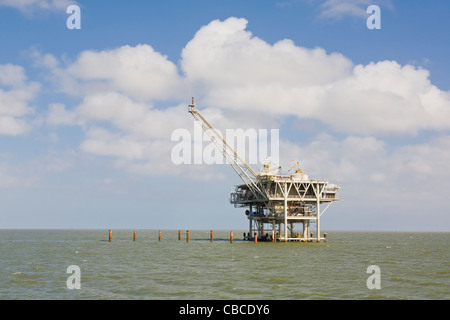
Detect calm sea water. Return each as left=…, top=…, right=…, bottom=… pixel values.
left=0, top=229, right=448, bottom=300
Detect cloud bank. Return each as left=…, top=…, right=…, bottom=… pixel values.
left=42, top=17, right=450, bottom=136
left=35, top=17, right=450, bottom=181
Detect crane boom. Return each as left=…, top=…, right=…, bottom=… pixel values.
left=186, top=98, right=340, bottom=242
left=188, top=98, right=268, bottom=201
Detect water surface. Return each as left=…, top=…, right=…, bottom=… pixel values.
left=0, top=230, right=448, bottom=299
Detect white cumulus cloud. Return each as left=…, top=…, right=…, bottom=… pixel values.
left=181, top=18, right=450, bottom=135
left=64, top=44, right=185, bottom=101
left=0, top=63, right=40, bottom=135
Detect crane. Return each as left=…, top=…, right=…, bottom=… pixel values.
left=188, top=97, right=268, bottom=203
left=187, top=97, right=340, bottom=242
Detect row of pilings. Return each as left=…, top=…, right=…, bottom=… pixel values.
left=107, top=229, right=327, bottom=243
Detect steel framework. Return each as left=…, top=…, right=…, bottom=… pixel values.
left=188, top=98, right=340, bottom=242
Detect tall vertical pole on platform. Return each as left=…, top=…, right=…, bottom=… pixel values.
left=317, top=182, right=321, bottom=242
left=249, top=205, right=252, bottom=241
left=284, top=182, right=288, bottom=242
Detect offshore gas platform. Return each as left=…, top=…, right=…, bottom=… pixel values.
left=188, top=98, right=340, bottom=242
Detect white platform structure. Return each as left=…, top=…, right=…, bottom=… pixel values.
left=188, top=98, right=340, bottom=242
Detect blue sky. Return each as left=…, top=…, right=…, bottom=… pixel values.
left=0, top=0, right=449, bottom=231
